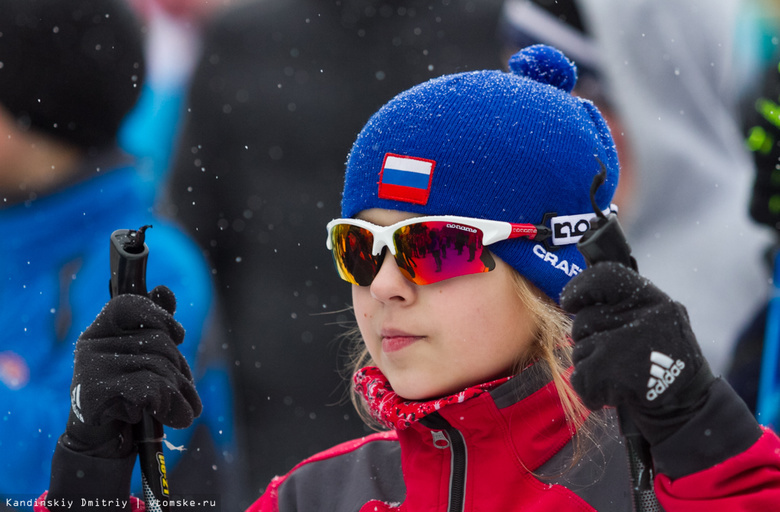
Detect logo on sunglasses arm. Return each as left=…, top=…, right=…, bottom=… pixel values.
left=378, top=153, right=436, bottom=205
left=532, top=245, right=582, bottom=277
left=446, top=223, right=477, bottom=233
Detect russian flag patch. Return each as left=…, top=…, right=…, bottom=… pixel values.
left=378, top=153, right=436, bottom=205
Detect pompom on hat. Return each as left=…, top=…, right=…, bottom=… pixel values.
left=341, top=44, right=619, bottom=302
left=0, top=0, right=146, bottom=149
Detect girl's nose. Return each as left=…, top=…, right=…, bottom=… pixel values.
left=369, top=250, right=417, bottom=303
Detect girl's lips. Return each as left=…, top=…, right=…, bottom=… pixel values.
left=381, top=332, right=423, bottom=353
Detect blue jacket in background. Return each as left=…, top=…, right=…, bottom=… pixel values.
left=0, top=153, right=239, bottom=507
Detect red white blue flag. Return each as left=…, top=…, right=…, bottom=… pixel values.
left=378, top=153, right=436, bottom=205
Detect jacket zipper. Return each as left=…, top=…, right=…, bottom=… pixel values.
left=422, top=413, right=467, bottom=512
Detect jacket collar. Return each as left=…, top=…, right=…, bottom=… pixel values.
left=353, top=366, right=512, bottom=431
left=354, top=362, right=580, bottom=472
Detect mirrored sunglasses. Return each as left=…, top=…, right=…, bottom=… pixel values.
left=326, top=215, right=546, bottom=286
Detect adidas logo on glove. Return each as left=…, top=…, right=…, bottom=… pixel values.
left=646, top=351, right=686, bottom=401
left=71, top=383, right=85, bottom=423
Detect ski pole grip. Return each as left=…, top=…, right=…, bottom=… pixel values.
left=110, top=227, right=150, bottom=296
left=577, top=214, right=637, bottom=271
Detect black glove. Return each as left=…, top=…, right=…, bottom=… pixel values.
left=61, top=285, right=202, bottom=458
left=560, top=261, right=715, bottom=445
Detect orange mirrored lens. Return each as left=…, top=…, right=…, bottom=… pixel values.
left=330, top=224, right=383, bottom=286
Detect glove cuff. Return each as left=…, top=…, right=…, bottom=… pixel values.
left=62, top=412, right=136, bottom=459
left=649, top=378, right=763, bottom=479
left=48, top=438, right=136, bottom=511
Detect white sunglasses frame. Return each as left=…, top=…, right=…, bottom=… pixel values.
left=325, top=215, right=542, bottom=257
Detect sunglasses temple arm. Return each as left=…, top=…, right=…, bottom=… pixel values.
left=506, top=225, right=552, bottom=245
left=502, top=223, right=552, bottom=243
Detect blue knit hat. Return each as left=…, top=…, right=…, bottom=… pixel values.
left=341, top=44, right=619, bottom=302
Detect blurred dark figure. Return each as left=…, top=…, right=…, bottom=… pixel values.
left=727, top=47, right=780, bottom=419
left=164, top=0, right=505, bottom=502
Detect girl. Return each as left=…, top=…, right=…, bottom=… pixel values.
left=41, top=45, right=780, bottom=511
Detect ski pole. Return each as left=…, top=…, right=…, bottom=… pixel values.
left=576, top=163, right=663, bottom=512
left=109, top=225, right=171, bottom=512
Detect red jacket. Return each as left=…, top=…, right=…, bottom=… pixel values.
left=250, top=364, right=780, bottom=512
left=35, top=362, right=780, bottom=511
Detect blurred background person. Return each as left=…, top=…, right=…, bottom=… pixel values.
left=726, top=0, right=780, bottom=420
left=161, top=0, right=507, bottom=502
left=0, top=1, right=241, bottom=508
left=500, top=0, right=775, bottom=377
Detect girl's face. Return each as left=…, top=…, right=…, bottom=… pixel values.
left=353, top=208, right=539, bottom=400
